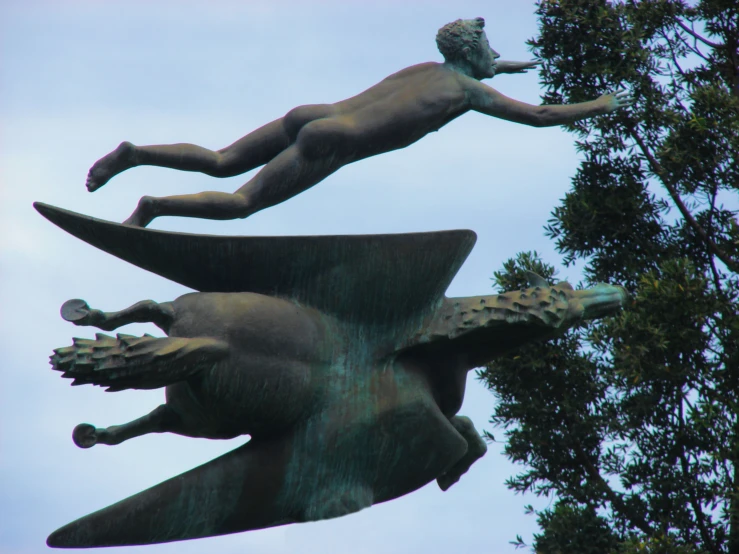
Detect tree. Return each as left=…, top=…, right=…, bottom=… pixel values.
left=478, top=1, right=739, bottom=552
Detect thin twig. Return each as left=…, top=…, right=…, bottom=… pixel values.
left=674, top=30, right=712, bottom=62
left=628, top=131, right=739, bottom=274
left=561, top=411, right=656, bottom=536
left=706, top=185, right=725, bottom=290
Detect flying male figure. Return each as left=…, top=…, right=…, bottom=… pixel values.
left=86, top=17, right=633, bottom=227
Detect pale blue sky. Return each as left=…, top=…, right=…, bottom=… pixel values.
left=1, top=2, right=592, bottom=553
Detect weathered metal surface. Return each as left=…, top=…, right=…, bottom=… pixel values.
left=38, top=203, right=627, bottom=548
left=34, top=202, right=475, bottom=324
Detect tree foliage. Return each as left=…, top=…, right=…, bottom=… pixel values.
left=478, top=1, right=739, bottom=552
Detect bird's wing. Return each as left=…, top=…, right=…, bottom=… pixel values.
left=47, top=434, right=298, bottom=547
left=34, top=202, right=476, bottom=324
left=51, top=333, right=229, bottom=391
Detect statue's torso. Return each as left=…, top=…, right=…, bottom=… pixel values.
left=332, top=62, right=470, bottom=152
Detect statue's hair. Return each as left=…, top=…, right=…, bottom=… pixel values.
left=436, top=17, right=486, bottom=62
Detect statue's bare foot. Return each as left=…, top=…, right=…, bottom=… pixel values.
left=61, top=299, right=105, bottom=327
left=72, top=423, right=99, bottom=448
left=86, top=141, right=136, bottom=192
left=122, top=196, right=156, bottom=228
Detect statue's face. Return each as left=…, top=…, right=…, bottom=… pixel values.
left=468, top=32, right=499, bottom=79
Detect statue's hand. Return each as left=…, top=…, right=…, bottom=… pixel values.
left=599, top=88, right=635, bottom=113
left=494, top=59, right=539, bottom=75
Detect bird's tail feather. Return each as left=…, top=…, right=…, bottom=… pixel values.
left=50, top=333, right=229, bottom=391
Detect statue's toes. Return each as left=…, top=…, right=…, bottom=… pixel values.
left=72, top=423, right=98, bottom=449
left=61, top=299, right=92, bottom=323
left=85, top=172, right=98, bottom=192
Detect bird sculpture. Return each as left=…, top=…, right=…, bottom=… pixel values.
left=35, top=202, right=627, bottom=548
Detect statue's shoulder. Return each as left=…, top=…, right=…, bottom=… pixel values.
left=383, top=62, right=446, bottom=81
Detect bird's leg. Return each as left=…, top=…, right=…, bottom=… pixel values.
left=437, top=416, right=487, bottom=491
left=73, top=404, right=181, bottom=448
left=60, top=299, right=175, bottom=333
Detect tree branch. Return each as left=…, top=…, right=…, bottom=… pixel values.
left=676, top=19, right=722, bottom=50
left=674, top=31, right=712, bottom=62
left=575, top=438, right=654, bottom=536
left=628, top=131, right=739, bottom=274
left=706, top=185, right=726, bottom=291
left=560, top=412, right=655, bottom=536
left=678, top=393, right=720, bottom=554
left=731, top=425, right=739, bottom=554
left=660, top=29, right=689, bottom=82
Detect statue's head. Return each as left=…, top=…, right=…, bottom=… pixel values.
left=436, top=17, right=499, bottom=79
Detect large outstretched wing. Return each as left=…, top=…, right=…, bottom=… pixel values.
left=34, top=203, right=476, bottom=323
left=47, top=435, right=298, bottom=548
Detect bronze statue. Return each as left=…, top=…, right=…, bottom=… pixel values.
left=36, top=202, right=627, bottom=548
left=36, top=16, right=635, bottom=549
left=84, top=17, right=633, bottom=227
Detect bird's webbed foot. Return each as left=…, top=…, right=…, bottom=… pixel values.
left=72, top=405, right=179, bottom=449
left=60, top=298, right=174, bottom=332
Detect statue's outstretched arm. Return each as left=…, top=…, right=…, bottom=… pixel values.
left=467, top=80, right=634, bottom=127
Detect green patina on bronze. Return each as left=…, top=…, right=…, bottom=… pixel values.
left=35, top=15, right=638, bottom=549
left=36, top=203, right=627, bottom=548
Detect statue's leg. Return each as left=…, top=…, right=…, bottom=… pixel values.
left=436, top=416, right=488, bottom=491
left=86, top=104, right=338, bottom=192
left=60, top=298, right=175, bottom=333
left=85, top=118, right=289, bottom=192
left=123, top=118, right=350, bottom=227
left=72, top=404, right=181, bottom=448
